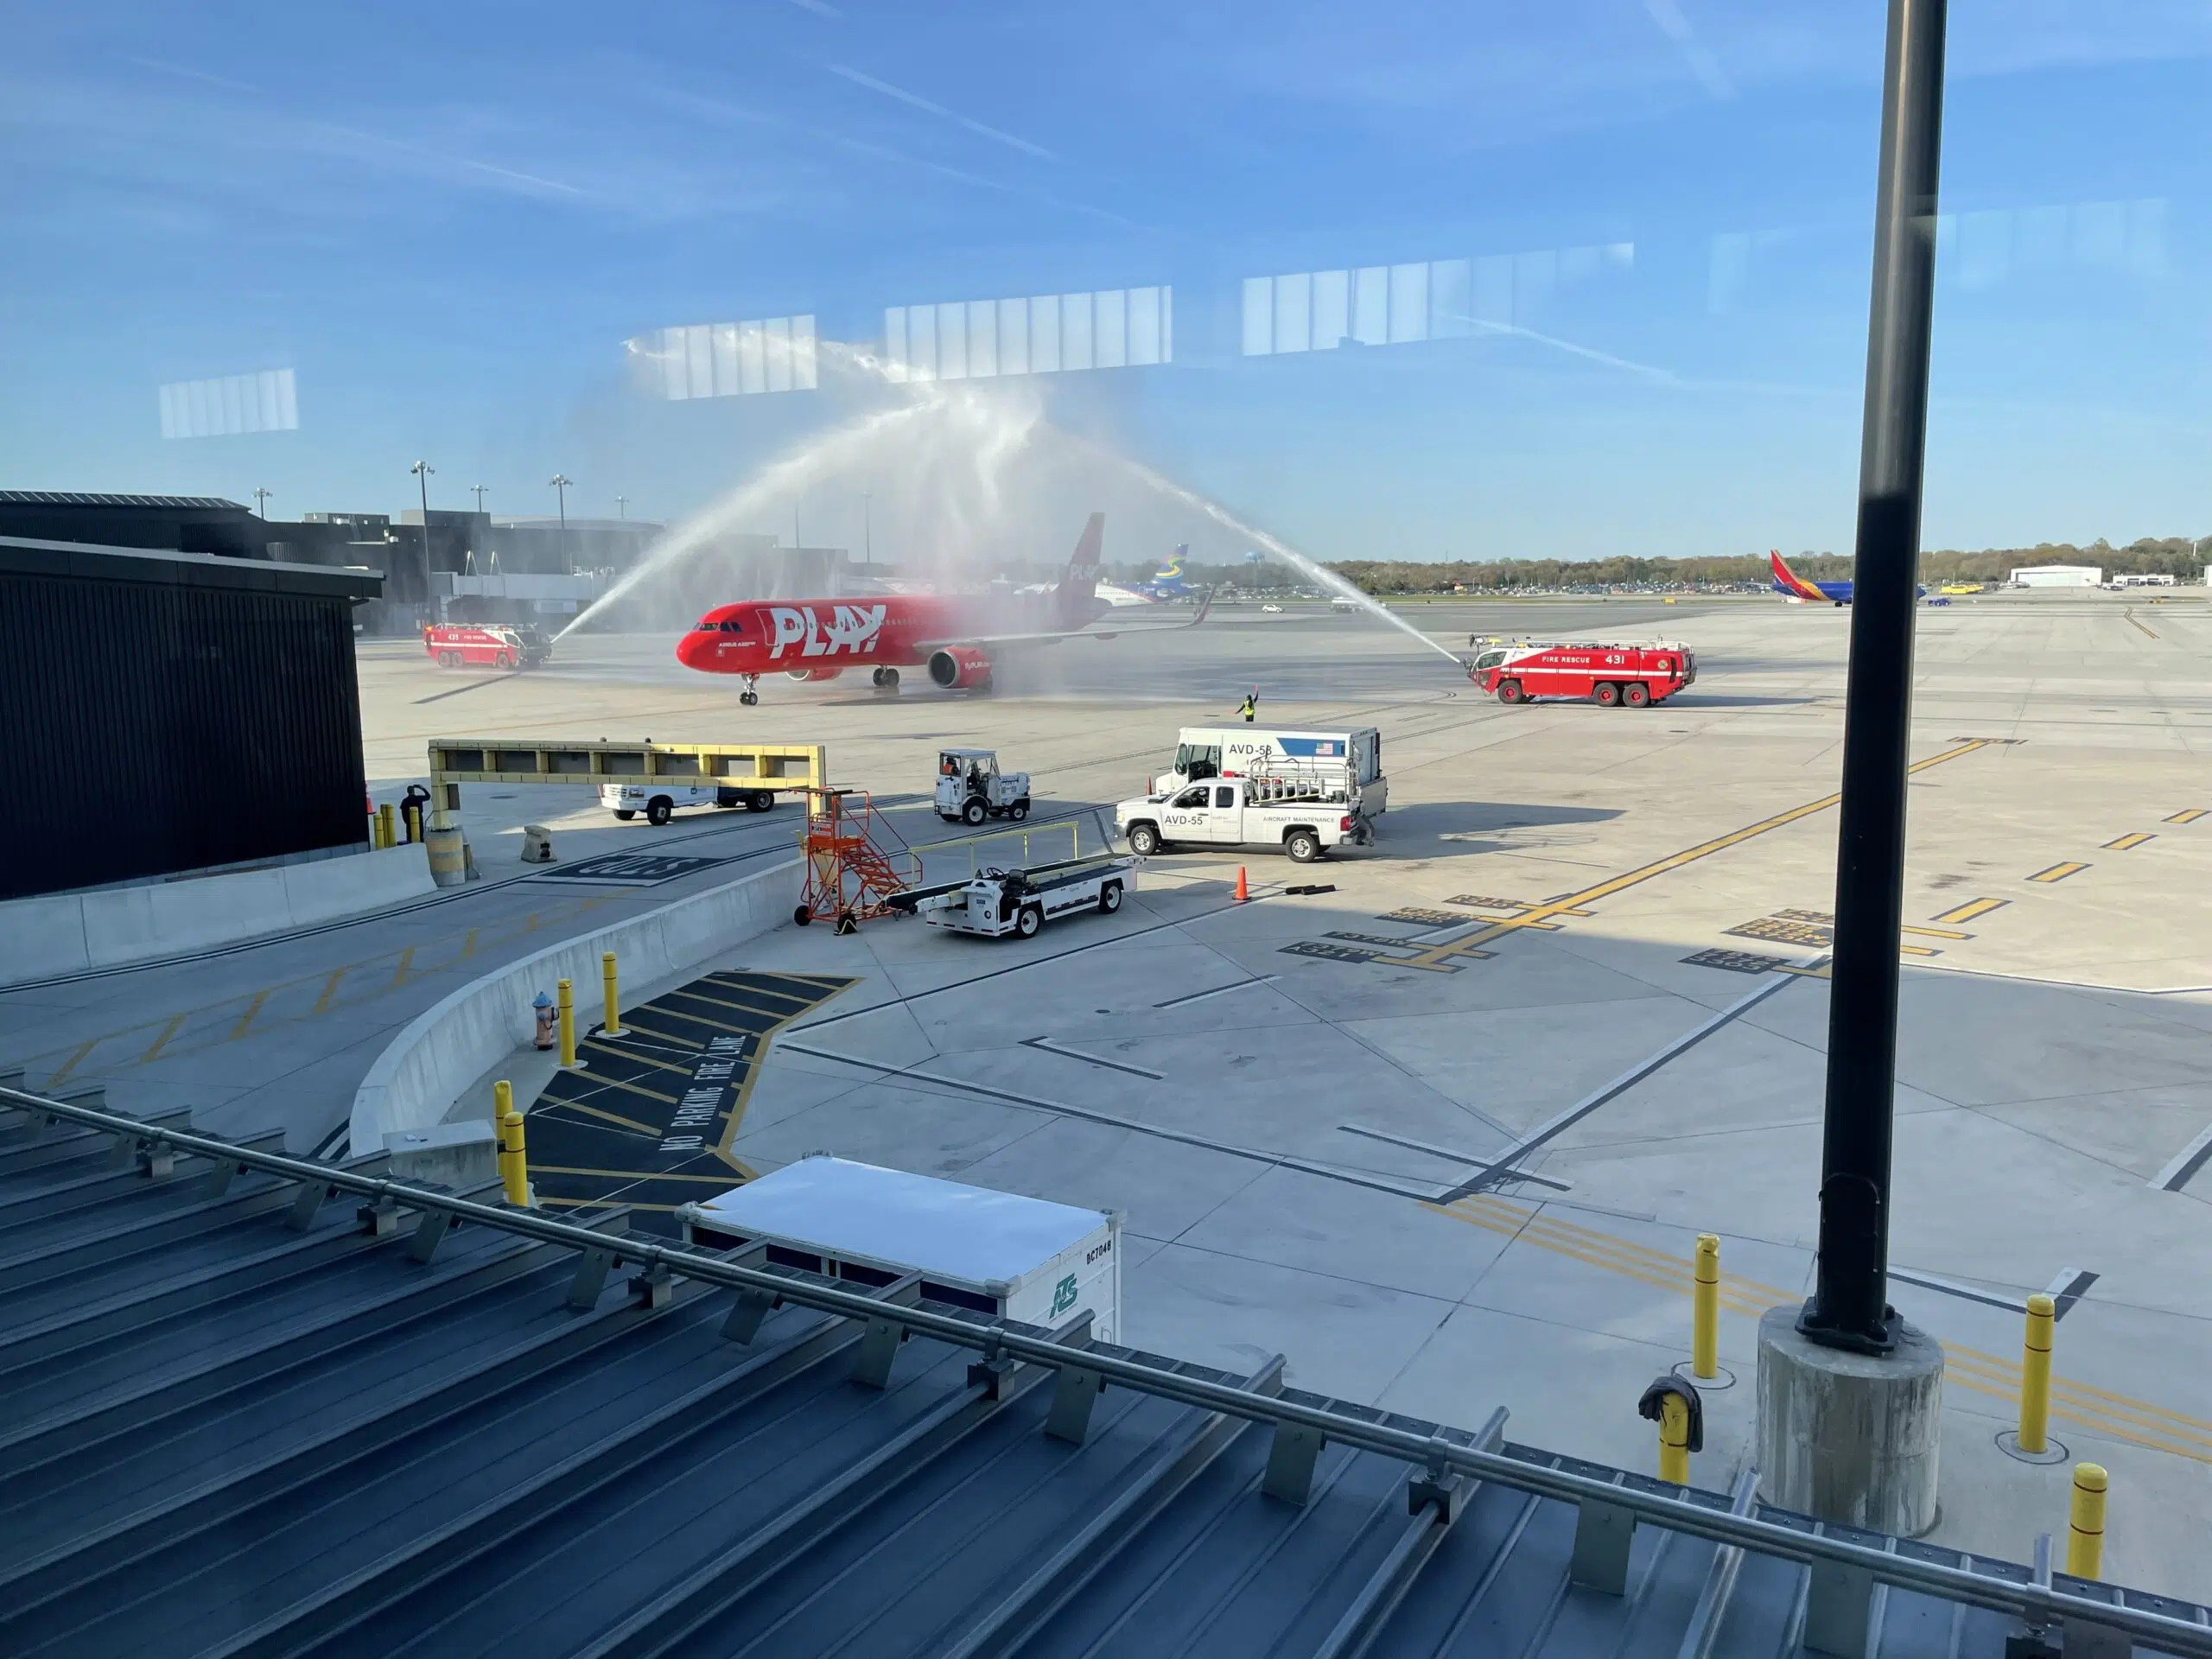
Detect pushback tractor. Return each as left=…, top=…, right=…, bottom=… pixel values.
left=934, top=748, right=1032, bottom=827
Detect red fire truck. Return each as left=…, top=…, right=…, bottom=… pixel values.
left=1467, top=640, right=1695, bottom=707
left=423, top=623, right=551, bottom=670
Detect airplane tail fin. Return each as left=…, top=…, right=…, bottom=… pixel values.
left=1055, top=512, right=1104, bottom=621
left=1770, top=549, right=1825, bottom=601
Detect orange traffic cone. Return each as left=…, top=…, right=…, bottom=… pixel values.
left=1233, top=867, right=1249, bottom=903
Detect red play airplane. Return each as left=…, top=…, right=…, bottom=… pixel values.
left=677, top=513, right=1205, bottom=702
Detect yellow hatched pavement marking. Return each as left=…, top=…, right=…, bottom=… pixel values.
left=15, top=892, right=626, bottom=1084
left=310, top=969, right=349, bottom=1015
left=229, top=989, right=272, bottom=1040
left=1426, top=1196, right=2212, bottom=1465
left=45, top=1038, right=99, bottom=1087
left=565, top=1071, right=680, bottom=1108
left=2164, top=809, right=2205, bottom=825
left=537, top=1098, right=663, bottom=1137
left=1932, top=898, right=2007, bottom=925
left=2103, top=833, right=2154, bottom=851
left=581, top=1041, right=696, bottom=1079
left=1392, top=739, right=1995, bottom=973
left=138, top=1013, right=188, bottom=1064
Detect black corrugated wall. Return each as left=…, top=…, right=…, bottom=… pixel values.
left=0, top=569, right=368, bottom=899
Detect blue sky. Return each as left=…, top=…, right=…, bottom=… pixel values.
left=3, top=1, right=2207, bottom=563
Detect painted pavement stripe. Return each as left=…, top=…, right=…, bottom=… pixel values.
left=1932, top=898, right=2008, bottom=925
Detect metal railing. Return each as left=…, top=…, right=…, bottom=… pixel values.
left=3, top=1082, right=2208, bottom=1656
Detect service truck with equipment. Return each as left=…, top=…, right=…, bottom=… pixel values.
left=1118, top=773, right=1374, bottom=863
left=887, top=854, right=1135, bottom=939
left=1468, top=641, right=1694, bottom=707
left=1154, top=727, right=1387, bottom=817
left=933, top=747, right=1032, bottom=827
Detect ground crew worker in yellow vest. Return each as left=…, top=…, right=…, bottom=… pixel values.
left=1239, top=691, right=1257, bottom=723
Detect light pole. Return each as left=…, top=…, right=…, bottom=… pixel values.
left=549, top=474, right=573, bottom=575
left=253, top=487, right=273, bottom=518
left=471, top=484, right=489, bottom=513
left=616, top=494, right=628, bottom=520
left=411, top=461, right=436, bottom=601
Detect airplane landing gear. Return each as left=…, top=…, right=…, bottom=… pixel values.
left=870, top=667, right=901, bottom=695
left=740, top=674, right=760, bottom=708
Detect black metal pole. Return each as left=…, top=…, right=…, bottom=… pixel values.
left=1799, top=0, right=1948, bottom=1356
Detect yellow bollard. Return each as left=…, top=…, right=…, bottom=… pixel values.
left=2018, top=1293, right=2056, bottom=1455
left=1692, top=1233, right=1720, bottom=1380
left=1658, top=1392, right=1691, bottom=1485
left=377, top=802, right=396, bottom=849
left=601, top=951, right=624, bottom=1036
left=493, top=1079, right=514, bottom=1190
left=556, top=978, right=576, bottom=1068
left=2061, top=1468, right=2096, bottom=1583
left=500, top=1107, right=531, bottom=1207
left=2067, top=1463, right=2107, bottom=1580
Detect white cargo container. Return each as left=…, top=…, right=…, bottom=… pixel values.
left=675, top=1156, right=1121, bottom=1342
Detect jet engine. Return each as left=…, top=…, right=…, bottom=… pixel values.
left=927, top=647, right=994, bottom=690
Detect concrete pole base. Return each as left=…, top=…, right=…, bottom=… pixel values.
left=1756, top=1305, right=1943, bottom=1536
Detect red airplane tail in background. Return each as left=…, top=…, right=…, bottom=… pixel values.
left=1054, top=512, right=1104, bottom=626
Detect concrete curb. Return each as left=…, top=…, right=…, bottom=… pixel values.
left=2, top=842, right=438, bottom=988
left=347, top=856, right=803, bottom=1156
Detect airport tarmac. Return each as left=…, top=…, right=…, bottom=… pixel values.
left=6, top=590, right=2210, bottom=1598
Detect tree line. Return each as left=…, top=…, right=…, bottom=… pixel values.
left=1126, top=535, right=2207, bottom=594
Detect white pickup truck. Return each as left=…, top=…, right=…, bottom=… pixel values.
left=1116, top=777, right=1373, bottom=863
left=599, top=783, right=778, bottom=825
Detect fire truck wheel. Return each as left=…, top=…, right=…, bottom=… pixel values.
left=747, top=791, right=776, bottom=812
left=1285, top=830, right=1322, bottom=863
left=497, top=653, right=514, bottom=671
left=613, top=810, right=636, bottom=821
left=1008, top=800, right=1029, bottom=822
left=1624, top=682, right=1650, bottom=708
left=1098, top=880, right=1122, bottom=914
left=1015, top=905, right=1043, bottom=938
left=439, top=651, right=459, bottom=667
left=793, top=906, right=812, bottom=926
left=962, top=798, right=988, bottom=827
left=646, top=796, right=675, bottom=826
left=1128, top=823, right=1162, bottom=857
left=1592, top=682, right=1621, bottom=708
left=1497, top=680, right=1524, bottom=705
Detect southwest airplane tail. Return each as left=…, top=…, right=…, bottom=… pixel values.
left=1769, top=548, right=1923, bottom=606
left=1770, top=549, right=1850, bottom=605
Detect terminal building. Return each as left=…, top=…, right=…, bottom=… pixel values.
left=0, top=534, right=380, bottom=900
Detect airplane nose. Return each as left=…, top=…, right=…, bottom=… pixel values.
left=676, top=629, right=704, bottom=669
